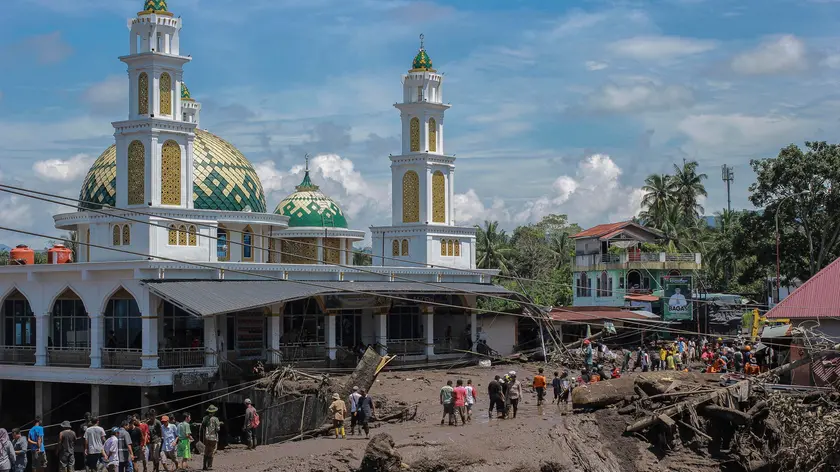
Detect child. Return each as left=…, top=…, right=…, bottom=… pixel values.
left=551, top=371, right=562, bottom=405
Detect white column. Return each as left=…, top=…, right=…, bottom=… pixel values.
left=424, top=308, right=434, bottom=357
left=89, top=313, right=103, bottom=368
left=339, top=240, right=347, bottom=266
left=316, top=237, right=324, bottom=264
left=141, top=314, right=159, bottom=369
left=203, top=316, right=217, bottom=367
left=35, top=382, right=51, bottom=424
left=269, top=313, right=281, bottom=364
left=91, top=385, right=102, bottom=417
left=375, top=312, right=387, bottom=356
left=35, top=313, right=48, bottom=366
left=326, top=313, right=337, bottom=360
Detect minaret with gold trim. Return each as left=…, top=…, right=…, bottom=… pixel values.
left=113, top=0, right=196, bottom=209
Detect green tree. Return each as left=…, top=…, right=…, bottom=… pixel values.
left=669, top=160, right=708, bottom=222
left=352, top=249, right=372, bottom=266
left=750, top=141, right=840, bottom=277
left=639, top=173, right=674, bottom=228
left=475, top=220, right=513, bottom=274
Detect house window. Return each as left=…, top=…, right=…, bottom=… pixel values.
left=243, top=226, right=254, bottom=261
left=577, top=272, right=588, bottom=297
left=217, top=226, right=229, bottom=261
left=600, top=271, right=611, bottom=297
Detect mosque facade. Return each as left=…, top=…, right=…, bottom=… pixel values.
left=0, top=1, right=516, bottom=425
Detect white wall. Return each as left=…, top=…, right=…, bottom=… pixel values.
left=478, top=314, right=517, bottom=357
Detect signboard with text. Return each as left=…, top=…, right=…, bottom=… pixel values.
left=664, top=275, right=693, bottom=321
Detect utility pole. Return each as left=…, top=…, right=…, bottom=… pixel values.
left=721, top=164, right=734, bottom=214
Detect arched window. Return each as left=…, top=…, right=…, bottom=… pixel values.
left=168, top=225, right=177, bottom=245
left=243, top=225, right=254, bottom=261
left=596, top=275, right=602, bottom=297
left=51, top=289, right=88, bottom=348
left=113, top=225, right=121, bottom=246
left=600, top=271, right=610, bottom=297
left=159, top=72, right=172, bottom=116
left=428, top=117, right=437, bottom=152
left=177, top=225, right=187, bottom=246
left=454, top=240, right=460, bottom=257
left=410, top=117, right=420, bottom=152
left=122, top=225, right=131, bottom=245
left=448, top=240, right=454, bottom=257
left=401, top=239, right=409, bottom=256
left=128, top=140, right=145, bottom=205
left=402, top=171, right=419, bottom=223
left=2, top=289, right=34, bottom=346
left=577, top=272, right=588, bottom=297
left=217, top=226, right=229, bottom=261
left=188, top=225, right=197, bottom=246
left=104, top=288, right=141, bottom=350
left=161, top=140, right=181, bottom=205
left=432, top=170, right=445, bottom=223
left=392, top=240, right=400, bottom=257
left=138, top=72, right=149, bottom=115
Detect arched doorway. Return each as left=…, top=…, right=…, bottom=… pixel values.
left=627, top=270, right=642, bottom=291
left=0, top=289, right=35, bottom=365
left=49, top=288, right=89, bottom=366
left=102, top=288, right=142, bottom=368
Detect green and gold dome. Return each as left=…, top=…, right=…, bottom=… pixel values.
left=141, top=0, right=168, bottom=13
left=273, top=167, right=348, bottom=228
left=78, top=129, right=267, bottom=213
left=411, top=49, right=433, bottom=71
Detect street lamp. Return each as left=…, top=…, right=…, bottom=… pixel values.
left=774, top=190, right=810, bottom=304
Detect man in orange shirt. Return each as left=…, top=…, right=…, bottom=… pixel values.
left=532, top=368, right=547, bottom=406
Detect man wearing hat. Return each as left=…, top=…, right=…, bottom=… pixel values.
left=328, top=394, right=347, bottom=439
left=57, top=420, right=77, bottom=472
left=200, top=405, right=221, bottom=470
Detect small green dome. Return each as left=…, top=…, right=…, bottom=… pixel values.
left=181, top=82, right=192, bottom=101
left=412, top=49, right=433, bottom=71
left=142, top=0, right=167, bottom=12
left=273, top=170, right=348, bottom=228
left=79, top=129, right=266, bottom=213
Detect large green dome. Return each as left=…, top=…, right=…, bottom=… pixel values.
left=411, top=49, right=433, bottom=71
left=273, top=170, right=348, bottom=228
left=78, top=129, right=267, bottom=212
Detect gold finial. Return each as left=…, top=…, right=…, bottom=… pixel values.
left=419, top=33, right=425, bottom=50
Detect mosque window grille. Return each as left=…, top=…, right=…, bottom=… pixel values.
left=128, top=140, right=145, bottom=205
left=432, top=170, right=445, bottom=223
left=113, top=225, right=121, bottom=246
left=168, top=225, right=178, bottom=245
left=402, top=171, right=420, bottom=223
left=161, top=140, right=181, bottom=205
left=177, top=225, right=188, bottom=246
left=428, top=117, right=437, bottom=152
left=159, top=72, right=172, bottom=115
left=122, top=225, right=131, bottom=246
left=392, top=240, right=400, bottom=257
left=188, top=225, right=197, bottom=246
left=138, top=72, right=149, bottom=115
left=454, top=239, right=460, bottom=257
left=409, top=117, right=420, bottom=152
left=447, top=239, right=454, bottom=257
left=401, top=239, right=409, bottom=256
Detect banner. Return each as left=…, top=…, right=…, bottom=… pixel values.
left=663, top=275, right=693, bottom=321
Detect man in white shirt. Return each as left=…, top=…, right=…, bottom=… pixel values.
left=348, top=387, right=362, bottom=436
left=84, top=417, right=106, bottom=472
left=102, top=429, right=119, bottom=472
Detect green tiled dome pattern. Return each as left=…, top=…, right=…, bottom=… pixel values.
left=273, top=171, right=348, bottom=228
left=143, top=0, right=167, bottom=12
left=181, top=82, right=192, bottom=100
left=78, top=129, right=266, bottom=213
left=412, top=49, right=433, bottom=71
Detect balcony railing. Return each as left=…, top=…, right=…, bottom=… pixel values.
left=386, top=338, right=426, bottom=356
left=575, top=252, right=700, bottom=267
left=0, top=346, right=35, bottom=365
left=434, top=337, right=469, bottom=354
left=270, top=343, right=327, bottom=362
left=601, top=254, right=620, bottom=263
left=48, top=347, right=90, bottom=367
left=101, top=348, right=142, bottom=369
left=159, top=348, right=207, bottom=369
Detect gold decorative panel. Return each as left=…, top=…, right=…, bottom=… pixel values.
left=454, top=239, right=460, bottom=257
left=432, top=171, right=445, bottom=223
left=323, top=238, right=341, bottom=264
left=428, top=117, right=437, bottom=152
left=410, top=117, right=420, bottom=152
left=392, top=240, right=400, bottom=257
left=402, top=171, right=419, bottom=223
left=122, top=225, right=131, bottom=245
left=188, top=225, right=197, bottom=246
left=113, top=225, right=121, bottom=246
left=401, top=239, right=409, bottom=256
left=128, top=140, right=145, bottom=205
left=161, top=140, right=181, bottom=205
left=168, top=225, right=177, bottom=245
left=281, top=237, right=317, bottom=264
left=441, top=239, right=446, bottom=256
left=448, top=240, right=454, bottom=256
left=159, top=72, right=172, bottom=115
left=177, top=225, right=187, bottom=246
left=138, top=73, right=149, bottom=115
left=268, top=237, right=277, bottom=263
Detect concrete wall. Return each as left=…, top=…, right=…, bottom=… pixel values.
left=477, top=314, right=517, bottom=356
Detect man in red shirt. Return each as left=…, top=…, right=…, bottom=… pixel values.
left=134, top=414, right=150, bottom=472
left=452, top=379, right=468, bottom=426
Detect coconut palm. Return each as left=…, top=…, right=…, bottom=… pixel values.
left=475, top=220, right=513, bottom=274
left=670, top=161, right=708, bottom=222
left=547, top=232, right=573, bottom=270
left=639, top=173, right=675, bottom=228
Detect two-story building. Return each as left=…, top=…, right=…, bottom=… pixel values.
left=571, top=221, right=702, bottom=311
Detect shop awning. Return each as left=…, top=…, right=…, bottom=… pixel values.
left=143, top=280, right=519, bottom=317
left=625, top=294, right=659, bottom=302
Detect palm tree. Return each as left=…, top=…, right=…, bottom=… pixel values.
left=670, top=161, right=708, bottom=222
left=640, top=173, right=674, bottom=228
left=658, top=203, right=706, bottom=253
left=547, top=232, right=573, bottom=270
left=475, top=220, right=513, bottom=274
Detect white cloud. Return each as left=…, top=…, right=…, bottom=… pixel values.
left=677, top=113, right=804, bottom=148
left=609, top=35, right=717, bottom=60
left=0, top=195, right=33, bottom=229
left=32, top=154, right=94, bottom=181
left=82, top=75, right=128, bottom=114
left=730, top=35, right=808, bottom=75
left=585, top=61, right=609, bottom=71
left=587, top=81, right=693, bottom=113
left=20, top=31, right=74, bottom=65
left=819, top=53, right=840, bottom=69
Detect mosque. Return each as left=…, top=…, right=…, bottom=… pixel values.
left=0, top=1, right=519, bottom=425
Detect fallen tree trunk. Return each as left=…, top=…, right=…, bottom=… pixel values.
left=699, top=405, right=751, bottom=425
left=625, top=343, right=840, bottom=433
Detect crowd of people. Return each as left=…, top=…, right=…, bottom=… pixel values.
left=0, top=398, right=260, bottom=472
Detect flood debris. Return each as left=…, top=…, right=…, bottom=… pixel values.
left=357, top=433, right=407, bottom=472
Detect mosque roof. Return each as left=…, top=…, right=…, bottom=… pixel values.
left=273, top=166, right=349, bottom=228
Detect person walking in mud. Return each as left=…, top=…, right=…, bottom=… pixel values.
left=452, top=380, right=468, bottom=425
left=329, top=394, right=347, bottom=439
left=533, top=368, right=547, bottom=406
left=200, top=405, right=221, bottom=470
left=243, top=399, right=258, bottom=450
left=464, top=379, right=477, bottom=423
left=439, top=380, right=455, bottom=426
left=507, top=374, right=522, bottom=418
left=348, top=386, right=362, bottom=436
left=488, top=375, right=505, bottom=419
left=356, top=389, right=375, bottom=438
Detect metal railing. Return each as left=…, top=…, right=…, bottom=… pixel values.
left=0, top=345, right=35, bottom=365
left=47, top=347, right=90, bottom=367
left=665, top=253, right=696, bottom=262
left=159, top=348, right=207, bottom=369
left=101, top=348, right=142, bottom=369
left=386, top=338, right=426, bottom=356
left=271, top=343, right=328, bottom=362
left=640, top=252, right=661, bottom=262
left=601, top=253, right=620, bottom=263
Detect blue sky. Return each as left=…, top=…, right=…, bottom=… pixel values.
left=2, top=0, right=840, bottom=247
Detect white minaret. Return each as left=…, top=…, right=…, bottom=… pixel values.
left=113, top=0, right=196, bottom=209
left=371, top=35, right=476, bottom=269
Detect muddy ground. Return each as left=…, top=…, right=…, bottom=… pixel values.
left=207, top=364, right=723, bottom=472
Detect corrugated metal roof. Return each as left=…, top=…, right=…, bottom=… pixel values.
left=143, top=280, right=517, bottom=317
left=549, top=308, right=654, bottom=322
left=766, top=256, right=840, bottom=319
left=760, top=324, right=793, bottom=338
left=572, top=222, right=630, bottom=239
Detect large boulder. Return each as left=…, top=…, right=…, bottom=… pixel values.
left=357, top=433, right=405, bottom=472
